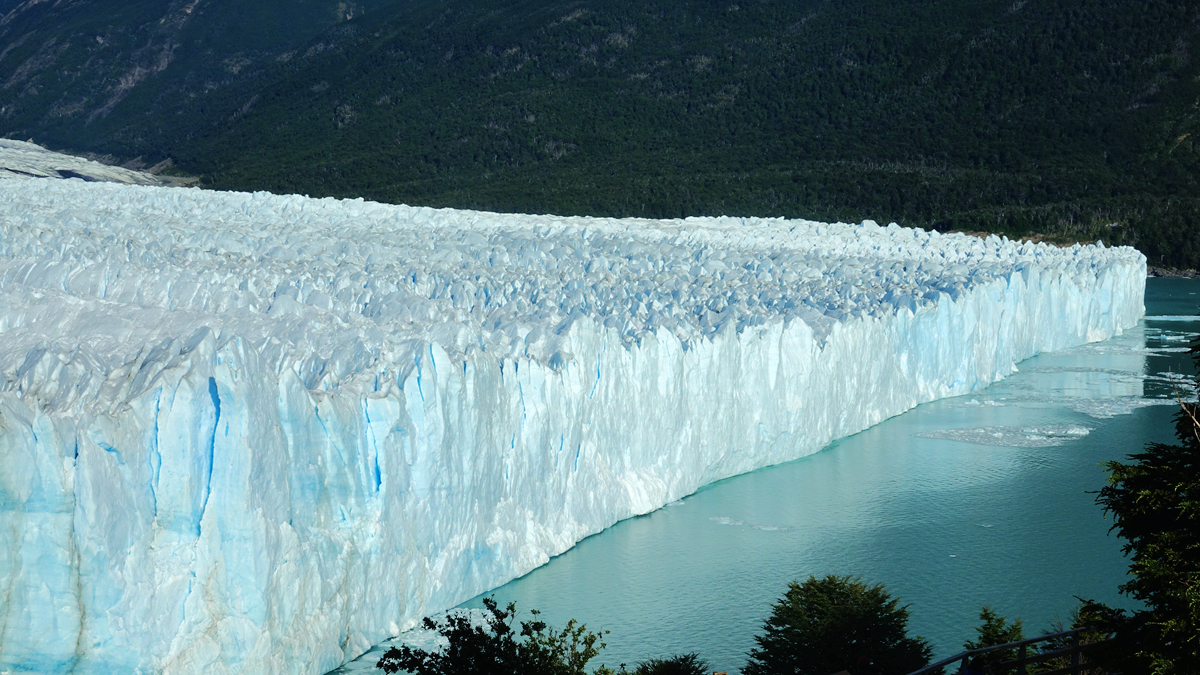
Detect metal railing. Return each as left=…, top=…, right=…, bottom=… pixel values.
left=907, top=627, right=1112, bottom=675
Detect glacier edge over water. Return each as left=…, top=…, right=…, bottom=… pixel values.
left=0, top=178, right=1145, bottom=675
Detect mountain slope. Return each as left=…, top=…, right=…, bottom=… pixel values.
left=0, top=0, right=393, bottom=160
left=4, top=0, right=1199, bottom=269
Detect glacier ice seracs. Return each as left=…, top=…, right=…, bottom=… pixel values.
left=0, top=176, right=1145, bottom=675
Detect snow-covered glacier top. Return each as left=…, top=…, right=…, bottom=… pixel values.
left=0, top=179, right=1139, bottom=409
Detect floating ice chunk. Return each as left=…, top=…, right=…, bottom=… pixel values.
left=953, top=398, right=1006, bottom=408
left=710, top=517, right=745, bottom=526
left=1069, top=397, right=1181, bottom=419
left=915, top=424, right=1093, bottom=447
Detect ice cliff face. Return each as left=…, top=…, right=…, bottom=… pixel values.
left=0, top=178, right=1145, bottom=675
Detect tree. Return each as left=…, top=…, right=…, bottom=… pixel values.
left=744, top=575, right=934, bottom=675
left=377, top=597, right=609, bottom=675
left=634, top=653, right=710, bottom=675
left=962, top=606, right=1023, bottom=668
left=1031, top=599, right=1126, bottom=674
left=1096, top=335, right=1200, bottom=674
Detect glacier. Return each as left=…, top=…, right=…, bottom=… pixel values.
left=0, top=175, right=1145, bottom=675
left=0, top=139, right=177, bottom=186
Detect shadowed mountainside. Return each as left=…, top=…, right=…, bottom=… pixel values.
left=3, top=0, right=1199, bottom=269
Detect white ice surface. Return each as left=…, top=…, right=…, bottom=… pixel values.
left=0, top=139, right=170, bottom=185
left=0, top=177, right=1145, bottom=675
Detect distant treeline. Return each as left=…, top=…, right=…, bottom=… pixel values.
left=6, top=0, right=1199, bottom=269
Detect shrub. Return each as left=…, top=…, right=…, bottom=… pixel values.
left=376, top=597, right=608, bottom=675
left=634, top=652, right=711, bottom=675
left=744, top=575, right=933, bottom=675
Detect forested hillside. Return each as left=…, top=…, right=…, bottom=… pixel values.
left=3, top=0, right=1199, bottom=270
left=0, top=0, right=394, bottom=156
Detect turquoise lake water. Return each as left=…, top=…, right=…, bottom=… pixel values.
left=337, top=277, right=1199, bottom=674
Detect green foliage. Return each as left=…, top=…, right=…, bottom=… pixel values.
left=963, top=606, right=1024, bottom=666
left=744, top=575, right=933, bottom=675
left=632, top=653, right=710, bottom=675
left=376, top=597, right=608, bottom=675
left=1095, top=333, right=1200, bottom=673
left=1028, top=599, right=1131, bottom=674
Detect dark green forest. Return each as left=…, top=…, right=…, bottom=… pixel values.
left=3, top=0, right=1199, bottom=269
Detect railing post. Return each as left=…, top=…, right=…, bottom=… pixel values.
left=903, top=627, right=1108, bottom=675
left=1070, top=633, right=1080, bottom=675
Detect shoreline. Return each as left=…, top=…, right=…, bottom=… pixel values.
left=1148, top=266, right=1200, bottom=279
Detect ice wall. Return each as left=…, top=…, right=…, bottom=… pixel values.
left=0, top=178, right=1145, bottom=675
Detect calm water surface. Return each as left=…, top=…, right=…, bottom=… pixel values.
left=337, top=277, right=1199, bottom=674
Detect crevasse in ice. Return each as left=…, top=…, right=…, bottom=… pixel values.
left=0, top=178, right=1145, bottom=675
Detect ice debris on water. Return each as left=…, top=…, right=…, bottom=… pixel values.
left=0, top=174, right=1146, bottom=675
left=915, top=424, right=1094, bottom=447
